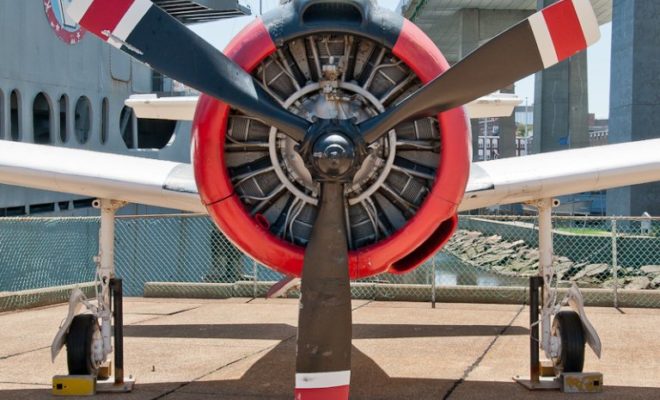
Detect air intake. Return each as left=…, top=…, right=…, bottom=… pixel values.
left=302, top=3, right=363, bottom=25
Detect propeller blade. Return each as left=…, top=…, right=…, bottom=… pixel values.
left=360, top=0, right=600, bottom=143
left=67, top=0, right=309, bottom=142
left=295, top=182, right=352, bottom=400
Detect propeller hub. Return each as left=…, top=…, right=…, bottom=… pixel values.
left=312, top=133, right=355, bottom=179
left=298, top=118, right=366, bottom=183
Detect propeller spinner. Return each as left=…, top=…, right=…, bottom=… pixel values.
left=68, top=0, right=600, bottom=398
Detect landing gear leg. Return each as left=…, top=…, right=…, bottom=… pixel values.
left=515, top=198, right=602, bottom=392
left=51, top=199, right=134, bottom=395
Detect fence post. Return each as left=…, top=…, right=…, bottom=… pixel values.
left=431, top=255, right=437, bottom=309
left=253, top=260, right=258, bottom=299
left=611, top=219, right=618, bottom=308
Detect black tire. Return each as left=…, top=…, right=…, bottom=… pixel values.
left=66, top=314, right=100, bottom=375
left=552, top=310, right=586, bottom=373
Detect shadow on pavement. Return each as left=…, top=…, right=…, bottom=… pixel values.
left=3, top=340, right=658, bottom=400
left=122, top=323, right=529, bottom=340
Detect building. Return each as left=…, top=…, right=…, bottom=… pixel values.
left=0, top=0, right=249, bottom=217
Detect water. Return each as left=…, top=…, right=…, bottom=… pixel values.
left=379, top=253, right=528, bottom=288
left=434, top=253, right=527, bottom=287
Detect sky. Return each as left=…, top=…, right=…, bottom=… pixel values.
left=514, top=22, right=612, bottom=119
left=191, top=0, right=612, bottom=119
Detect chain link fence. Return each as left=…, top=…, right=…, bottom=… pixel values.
left=1, top=214, right=659, bottom=311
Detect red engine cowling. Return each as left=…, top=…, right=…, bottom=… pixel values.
left=192, top=1, right=470, bottom=280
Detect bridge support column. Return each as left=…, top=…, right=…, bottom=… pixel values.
left=607, top=0, right=660, bottom=216
left=532, top=0, right=589, bottom=154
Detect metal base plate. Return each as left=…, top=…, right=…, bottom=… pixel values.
left=96, top=376, right=135, bottom=393
left=514, top=372, right=603, bottom=393
left=561, top=372, right=603, bottom=393
left=513, top=376, right=561, bottom=391
left=52, top=375, right=96, bottom=396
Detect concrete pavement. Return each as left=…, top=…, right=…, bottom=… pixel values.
left=0, top=298, right=658, bottom=399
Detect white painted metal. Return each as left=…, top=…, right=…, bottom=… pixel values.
left=50, top=289, right=86, bottom=362
left=460, top=138, right=660, bottom=211
left=109, top=0, right=153, bottom=49
left=295, top=370, right=351, bottom=389
left=126, top=93, right=523, bottom=121
left=533, top=198, right=602, bottom=361
left=0, top=141, right=205, bottom=213
left=125, top=95, right=198, bottom=121
left=534, top=198, right=557, bottom=359
left=464, top=93, right=522, bottom=118
left=563, top=284, right=602, bottom=358
left=528, top=12, right=559, bottom=68
left=573, top=0, right=602, bottom=46
left=95, top=199, right=126, bottom=363
left=65, top=0, right=93, bottom=23
left=1, top=138, right=660, bottom=216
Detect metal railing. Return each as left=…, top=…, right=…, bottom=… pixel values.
left=1, top=214, right=658, bottom=311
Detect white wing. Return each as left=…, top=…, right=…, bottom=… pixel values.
left=126, top=93, right=522, bottom=121
left=460, top=138, right=660, bottom=211
left=1, top=139, right=659, bottom=213
left=0, top=141, right=204, bottom=213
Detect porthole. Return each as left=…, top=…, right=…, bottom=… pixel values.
left=119, top=106, right=135, bottom=148
left=119, top=105, right=176, bottom=149
left=33, top=92, right=52, bottom=144
left=74, top=96, right=92, bottom=144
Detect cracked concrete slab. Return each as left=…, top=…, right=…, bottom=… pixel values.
left=0, top=299, right=658, bottom=400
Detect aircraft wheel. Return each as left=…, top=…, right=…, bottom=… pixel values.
left=66, top=314, right=101, bottom=376
left=552, top=311, right=586, bottom=373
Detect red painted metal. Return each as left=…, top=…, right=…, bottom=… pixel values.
left=192, top=16, right=470, bottom=280
left=543, top=0, right=587, bottom=61
left=79, top=0, right=135, bottom=38
left=294, top=385, right=350, bottom=400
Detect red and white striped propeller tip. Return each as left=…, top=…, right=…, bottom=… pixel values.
left=295, top=371, right=350, bottom=400
left=66, top=0, right=153, bottom=49
left=529, top=0, right=601, bottom=69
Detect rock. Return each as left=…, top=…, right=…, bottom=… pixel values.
left=585, top=264, right=610, bottom=277
left=465, top=247, right=478, bottom=259
left=523, top=249, right=539, bottom=260
left=498, top=240, right=526, bottom=250
left=556, top=262, right=577, bottom=281
left=652, top=276, right=660, bottom=288
left=602, top=278, right=626, bottom=289
left=480, top=253, right=510, bottom=265
left=485, top=235, right=502, bottom=244
left=640, top=265, right=660, bottom=277
left=508, top=259, right=535, bottom=272
left=625, top=276, right=651, bottom=290
left=571, top=264, right=609, bottom=281
left=563, top=262, right=588, bottom=280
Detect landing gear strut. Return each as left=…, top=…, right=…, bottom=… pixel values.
left=51, top=199, right=134, bottom=395
left=515, top=198, right=602, bottom=393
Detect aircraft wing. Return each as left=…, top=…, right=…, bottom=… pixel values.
left=0, top=141, right=205, bottom=213
left=126, top=92, right=522, bottom=121
left=0, top=139, right=659, bottom=213
left=460, top=138, right=660, bottom=211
